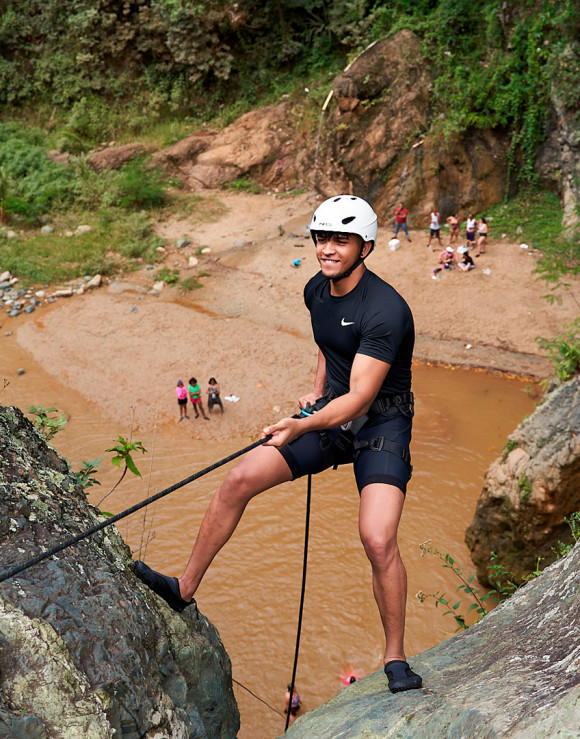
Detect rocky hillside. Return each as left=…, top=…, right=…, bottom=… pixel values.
left=0, top=405, right=238, bottom=738
left=87, top=28, right=580, bottom=237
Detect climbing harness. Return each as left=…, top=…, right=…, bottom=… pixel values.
left=314, top=388, right=414, bottom=475
left=0, top=435, right=272, bottom=585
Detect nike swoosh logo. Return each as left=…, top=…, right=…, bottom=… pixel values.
left=341, top=318, right=355, bottom=326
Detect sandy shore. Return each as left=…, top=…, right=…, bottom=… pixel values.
left=15, top=191, right=579, bottom=440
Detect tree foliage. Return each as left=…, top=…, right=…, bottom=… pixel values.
left=0, top=0, right=578, bottom=186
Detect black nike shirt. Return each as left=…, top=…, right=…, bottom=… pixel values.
left=304, top=269, right=414, bottom=396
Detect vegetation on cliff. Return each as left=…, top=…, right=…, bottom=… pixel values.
left=0, top=1, right=578, bottom=295
left=1, top=1, right=579, bottom=184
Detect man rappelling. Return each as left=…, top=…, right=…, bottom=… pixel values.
left=135, top=195, right=422, bottom=694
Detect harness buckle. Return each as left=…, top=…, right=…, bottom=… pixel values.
left=368, top=437, right=384, bottom=452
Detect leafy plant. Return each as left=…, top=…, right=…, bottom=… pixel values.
left=180, top=275, right=203, bottom=291
left=155, top=266, right=180, bottom=285
left=518, top=474, right=532, bottom=498
left=537, top=318, right=580, bottom=380
left=96, top=435, right=147, bottom=508
left=502, top=439, right=519, bottom=459
left=417, top=541, right=492, bottom=631
left=27, top=405, right=67, bottom=441
left=116, top=161, right=167, bottom=210
left=74, top=457, right=104, bottom=491
left=417, top=541, right=543, bottom=632
left=106, top=436, right=146, bottom=479
left=552, top=512, right=580, bottom=558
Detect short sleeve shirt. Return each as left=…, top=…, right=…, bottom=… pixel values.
left=304, top=269, right=414, bottom=397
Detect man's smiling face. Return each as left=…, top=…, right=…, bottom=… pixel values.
left=314, top=231, right=366, bottom=280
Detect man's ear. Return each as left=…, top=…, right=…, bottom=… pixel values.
left=361, top=240, right=373, bottom=258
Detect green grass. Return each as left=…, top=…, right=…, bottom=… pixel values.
left=484, top=191, right=563, bottom=250
left=223, top=176, right=261, bottom=194
left=0, top=209, right=165, bottom=284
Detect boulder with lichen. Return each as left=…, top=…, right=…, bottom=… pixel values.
left=0, top=404, right=239, bottom=738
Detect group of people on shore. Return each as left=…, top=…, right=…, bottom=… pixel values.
left=393, top=202, right=489, bottom=256
left=175, top=377, right=224, bottom=421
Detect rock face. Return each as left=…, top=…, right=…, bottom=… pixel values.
left=317, top=31, right=511, bottom=223
left=284, top=541, right=580, bottom=738
left=88, top=144, right=149, bottom=172
left=535, top=42, right=580, bottom=238
left=0, top=405, right=239, bottom=738
left=465, top=376, right=580, bottom=585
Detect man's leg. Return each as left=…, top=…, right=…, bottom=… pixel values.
left=358, top=482, right=407, bottom=663
left=178, top=445, right=293, bottom=601
left=135, top=445, right=293, bottom=610
left=358, top=481, right=421, bottom=692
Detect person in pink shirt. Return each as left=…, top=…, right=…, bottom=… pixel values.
left=175, top=380, right=189, bottom=422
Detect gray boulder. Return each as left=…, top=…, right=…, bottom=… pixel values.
left=466, top=375, right=580, bottom=584
left=0, top=405, right=239, bottom=738
left=284, top=541, right=580, bottom=738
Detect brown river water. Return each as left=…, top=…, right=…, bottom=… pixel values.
left=1, top=337, right=536, bottom=738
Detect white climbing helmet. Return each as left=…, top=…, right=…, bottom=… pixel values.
left=309, top=195, right=378, bottom=250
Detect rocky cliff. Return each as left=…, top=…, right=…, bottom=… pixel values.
left=284, top=539, right=580, bottom=738
left=88, top=29, right=578, bottom=234
left=0, top=405, right=239, bottom=738
left=465, top=375, right=580, bottom=585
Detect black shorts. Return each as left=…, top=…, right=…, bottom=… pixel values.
left=278, top=412, right=412, bottom=495
left=430, top=228, right=440, bottom=237
left=177, top=398, right=188, bottom=406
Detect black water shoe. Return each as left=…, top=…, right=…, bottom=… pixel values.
left=134, top=560, right=194, bottom=613
left=384, top=660, right=422, bottom=693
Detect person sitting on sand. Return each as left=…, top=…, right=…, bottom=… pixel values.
left=457, top=245, right=474, bottom=272
left=207, top=377, right=224, bottom=413
left=188, top=377, right=209, bottom=420
left=432, top=246, right=456, bottom=278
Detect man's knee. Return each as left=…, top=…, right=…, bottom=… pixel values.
left=220, top=463, right=260, bottom=503
left=361, top=532, right=400, bottom=567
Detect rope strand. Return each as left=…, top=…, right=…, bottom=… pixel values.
left=0, top=435, right=272, bottom=585
left=284, top=473, right=312, bottom=732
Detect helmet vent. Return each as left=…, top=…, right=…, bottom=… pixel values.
left=342, top=216, right=355, bottom=224
left=333, top=197, right=342, bottom=202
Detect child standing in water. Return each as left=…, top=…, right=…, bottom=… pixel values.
left=175, top=380, right=189, bottom=422
left=207, top=377, right=224, bottom=413
left=188, top=377, right=209, bottom=420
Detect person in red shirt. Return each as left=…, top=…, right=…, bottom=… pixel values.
left=394, top=202, right=411, bottom=241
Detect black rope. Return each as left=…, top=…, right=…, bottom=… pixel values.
left=284, top=473, right=312, bottom=732
left=0, top=435, right=272, bottom=585
left=232, top=677, right=285, bottom=718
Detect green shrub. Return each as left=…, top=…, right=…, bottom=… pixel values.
left=116, top=161, right=167, bottom=210
left=0, top=123, right=75, bottom=220
left=155, top=266, right=180, bottom=285
left=537, top=318, right=580, bottom=380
